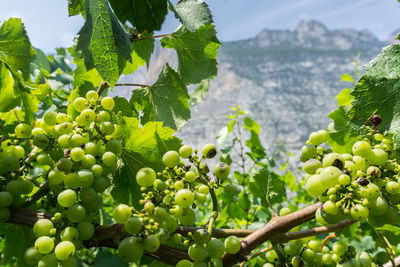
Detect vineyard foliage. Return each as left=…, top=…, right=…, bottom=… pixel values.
left=2, top=0, right=400, bottom=267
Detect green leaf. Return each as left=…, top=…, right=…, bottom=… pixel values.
left=0, top=18, right=36, bottom=80
left=115, top=117, right=181, bottom=207
left=173, top=0, right=213, bottom=32
left=189, top=78, right=210, bottom=106
left=93, top=251, right=128, bottom=267
left=130, top=64, right=190, bottom=130
left=335, top=88, right=354, bottom=106
left=68, top=0, right=85, bottom=17
left=0, top=61, right=20, bottom=112
left=77, top=0, right=132, bottom=86
left=0, top=224, right=35, bottom=266
left=340, top=73, right=354, bottom=83
left=161, top=24, right=220, bottom=85
left=69, top=47, right=103, bottom=88
left=253, top=168, right=286, bottom=204
left=112, top=96, right=135, bottom=117
left=123, top=33, right=155, bottom=75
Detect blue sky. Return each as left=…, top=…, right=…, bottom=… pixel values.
left=1, top=0, right=400, bottom=53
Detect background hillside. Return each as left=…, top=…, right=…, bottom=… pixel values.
left=117, top=20, right=398, bottom=160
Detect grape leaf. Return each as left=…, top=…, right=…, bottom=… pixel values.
left=335, top=88, right=354, bottom=106
left=0, top=224, right=35, bottom=266
left=114, top=117, right=181, bottom=208
left=189, top=78, right=210, bottom=106
left=112, top=96, right=135, bottom=117
left=129, top=64, right=190, bottom=130
left=123, top=33, right=155, bottom=75
left=348, top=45, right=400, bottom=144
left=252, top=168, right=286, bottom=204
left=161, top=24, right=220, bottom=85
left=172, top=0, right=213, bottom=32
left=93, top=251, right=128, bottom=267
left=0, top=18, right=36, bottom=80
left=244, top=117, right=266, bottom=162
left=0, top=61, right=20, bottom=112
left=340, top=73, right=354, bottom=83
left=77, top=0, right=132, bottom=86
left=68, top=0, right=86, bottom=17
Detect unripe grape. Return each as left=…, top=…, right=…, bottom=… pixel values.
left=56, top=122, right=73, bottom=135
left=56, top=113, right=72, bottom=124
left=5, top=180, right=23, bottom=195
left=386, top=181, right=400, bottom=194
left=124, top=217, right=142, bottom=234
left=136, top=167, right=156, bottom=187
left=57, top=157, right=73, bottom=172
left=0, top=207, right=10, bottom=222
left=66, top=204, right=86, bottom=223
left=279, top=207, right=291, bottom=216
left=86, top=90, right=99, bottom=102
left=100, top=121, right=115, bottom=135
left=176, top=260, right=192, bottom=267
left=15, top=123, right=32, bottom=138
left=24, top=246, right=42, bottom=265
left=60, top=227, right=79, bottom=242
left=44, top=111, right=57, bottom=126
left=198, top=184, right=210, bottom=195
left=179, top=208, right=195, bottom=225
left=73, top=97, right=89, bottom=112
left=77, top=169, right=94, bottom=188
left=368, top=148, right=388, bottom=166
left=224, top=236, right=241, bottom=254
left=3, top=156, right=19, bottom=172
left=70, top=147, right=85, bottom=162
left=112, top=204, right=132, bottom=223
left=97, top=111, right=110, bottom=122
left=33, top=219, right=54, bottom=237
left=188, top=244, right=207, bottom=261
left=59, top=257, right=78, bottom=267
left=77, top=221, right=95, bottom=240
left=213, top=162, right=230, bottom=179
left=352, top=141, right=373, bottom=158
left=305, top=174, right=325, bottom=196
left=101, top=97, right=115, bottom=110
left=143, top=235, right=160, bottom=252
left=304, top=159, right=322, bottom=174
left=80, top=109, right=96, bottom=124
left=35, top=236, right=54, bottom=254
left=179, top=145, right=193, bottom=158
left=38, top=254, right=58, bottom=267
left=34, top=134, right=50, bottom=148
left=184, top=171, right=197, bottom=183
left=162, top=150, right=180, bottom=168
left=64, top=173, right=80, bottom=189
left=175, top=189, right=194, bottom=208
left=0, top=191, right=13, bottom=208
left=102, top=151, right=117, bottom=167
left=118, top=236, right=144, bottom=262
left=350, top=204, right=369, bottom=220
left=320, top=166, right=341, bottom=188
left=322, top=153, right=344, bottom=169
left=309, top=130, right=329, bottom=146
left=54, top=241, right=75, bottom=261
left=201, top=144, right=217, bottom=159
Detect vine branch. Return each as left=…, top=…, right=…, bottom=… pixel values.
left=114, top=83, right=150, bottom=87
left=21, top=182, right=49, bottom=208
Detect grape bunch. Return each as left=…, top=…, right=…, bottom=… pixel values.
left=301, top=125, right=400, bottom=227
left=0, top=90, right=124, bottom=266
left=111, top=143, right=232, bottom=265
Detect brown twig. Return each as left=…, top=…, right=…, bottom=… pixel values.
left=97, top=81, right=109, bottom=96
left=21, top=182, right=50, bottom=208
left=131, top=34, right=172, bottom=42
left=114, top=83, right=150, bottom=87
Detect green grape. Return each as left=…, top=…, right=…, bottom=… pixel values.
left=305, top=174, right=325, bottom=196
left=198, top=184, right=210, bottom=195
left=323, top=200, right=339, bottom=215
left=338, top=174, right=351, bottom=185
left=359, top=182, right=380, bottom=200
left=374, top=250, right=390, bottom=264
left=283, top=243, right=297, bottom=256
left=73, top=97, right=89, bottom=112
left=188, top=244, right=207, bottom=261
left=105, top=139, right=122, bottom=155
left=80, top=109, right=96, bottom=125
left=162, top=150, right=180, bottom=168
left=56, top=113, right=72, bottom=124
left=48, top=169, right=65, bottom=185
left=265, top=250, right=278, bottom=262
left=10, top=145, right=25, bottom=159
left=350, top=204, right=369, bottom=220
left=191, top=262, right=207, bottom=267
left=206, top=238, right=225, bottom=258
left=102, top=151, right=117, bottom=167
left=3, top=156, right=19, bottom=172
left=201, top=144, right=217, bottom=159
left=332, top=241, right=346, bottom=256
left=0, top=191, right=13, bottom=208
left=81, top=154, right=96, bottom=169
left=49, top=148, right=64, bottom=161
left=196, top=193, right=207, bottom=203
left=153, top=179, right=167, bottom=191
left=15, top=123, right=32, bottom=138
left=143, top=235, right=160, bottom=252
left=179, top=208, right=195, bottom=225
left=86, top=90, right=99, bottom=102
left=193, top=229, right=210, bottom=245
left=174, top=180, right=184, bottom=191
left=164, top=215, right=179, bottom=233
left=302, top=248, right=315, bottom=264
left=179, top=145, right=193, bottom=158
left=386, top=181, right=400, bottom=194
left=38, top=254, right=58, bottom=267
left=211, top=259, right=223, bottom=267
left=224, top=236, right=241, bottom=254
left=183, top=171, right=196, bottom=183
left=60, top=227, right=79, bottom=242
left=382, top=206, right=400, bottom=225
left=37, top=153, right=52, bottom=165
left=33, top=219, right=54, bottom=237
left=58, top=189, right=77, bottom=207
left=77, top=169, right=94, bottom=188
left=32, top=127, right=46, bottom=135
left=322, top=153, right=345, bottom=169
left=352, top=155, right=366, bottom=171
left=100, top=121, right=115, bottom=135
left=322, top=254, right=333, bottom=265
left=66, top=204, right=86, bottom=223
left=309, top=130, right=329, bottom=146
left=57, top=134, right=71, bottom=148
left=308, top=240, right=321, bottom=252
left=55, top=122, right=73, bottom=135
left=34, top=134, right=50, bottom=148
left=24, top=246, right=42, bottom=265
left=70, top=134, right=84, bottom=147
left=77, top=221, right=94, bottom=240
left=291, top=256, right=301, bottom=267
left=175, top=189, right=194, bottom=208
left=44, top=111, right=57, bottom=126
left=224, top=184, right=237, bottom=195
left=92, top=164, right=103, bottom=177
left=35, top=236, right=54, bottom=254
left=118, top=236, right=144, bottom=262
left=0, top=207, right=10, bottom=222
left=6, top=180, right=23, bottom=195
left=368, top=148, right=388, bottom=166
left=80, top=187, right=97, bottom=203
left=54, top=241, right=75, bottom=261
left=101, top=97, right=115, bottom=110
left=136, top=167, right=156, bottom=187
left=57, top=157, right=73, bottom=172
left=124, top=217, right=142, bottom=234
left=319, top=166, right=341, bottom=188
left=97, top=111, right=110, bottom=122
left=213, top=162, right=230, bottom=179
left=352, top=141, right=373, bottom=158
left=176, top=259, right=192, bottom=267
left=64, top=173, right=80, bottom=189
left=59, top=257, right=78, bottom=267
left=112, top=204, right=132, bottom=223
left=92, top=176, right=109, bottom=192
left=84, top=142, right=99, bottom=156
left=21, top=179, right=34, bottom=194
left=279, top=207, right=291, bottom=216
left=301, top=144, right=317, bottom=161
left=70, top=147, right=85, bottom=162
left=304, top=159, right=322, bottom=174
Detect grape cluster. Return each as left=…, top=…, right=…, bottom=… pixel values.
left=301, top=127, right=400, bottom=226
left=255, top=237, right=387, bottom=267
left=0, top=90, right=123, bottom=266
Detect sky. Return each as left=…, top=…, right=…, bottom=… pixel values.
left=1, top=0, right=400, bottom=53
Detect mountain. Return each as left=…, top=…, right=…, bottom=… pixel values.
left=118, top=20, right=390, bottom=160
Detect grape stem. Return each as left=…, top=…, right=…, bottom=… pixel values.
left=131, top=33, right=172, bottom=42
left=114, top=83, right=150, bottom=87
left=96, top=81, right=109, bottom=96
left=376, top=229, right=396, bottom=267
left=207, top=211, right=218, bottom=236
